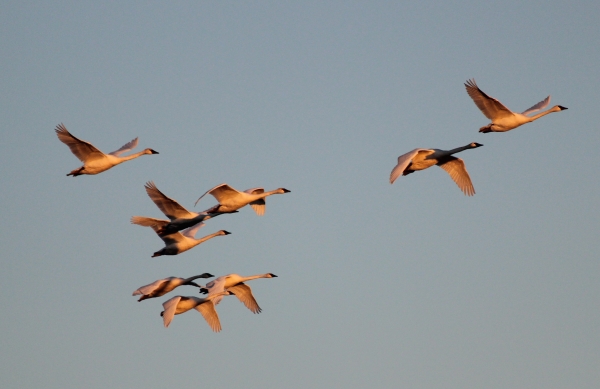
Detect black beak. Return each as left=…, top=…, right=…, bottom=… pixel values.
left=282, top=188, right=291, bottom=193
left=150, top=149, right=159, bottom=154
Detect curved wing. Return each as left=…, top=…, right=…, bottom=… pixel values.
left=228, top=283, right=262, bottom=314
left=108, top=137, right=139, bottom=156
left=144, top=181, right=195, bottom=220
left=464, top=79, right=513, bottom=120
left=249, top=199, right=266, bottom=216
left=181, top=222, right=205, bottom=239
left=55, top=123, right=104, bottom=162
left=244, top=188, right=264, bottom=195
left=437, top=157, right=475, bottom=196
left=195, top=183, right=242, bottom=206
left=130, top=216, right=169, bottom=228
left=390, top=149, right=422, bottom=184
left=194, top=301, right=222, bottom=332
left=161, top=296, right=182, bottom=328
left=133, top=278, right=175, bottom=296
left=521, top=95, right=551, bottom=116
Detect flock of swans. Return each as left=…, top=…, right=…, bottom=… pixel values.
left=55, top=78, right=566, bottom=331
left=390, top=79, right=567, bottom=194
left=55, top=125, right=289, bottom=332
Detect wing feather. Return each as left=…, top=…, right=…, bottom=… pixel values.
left=144, top=181, right=195, bottom=220
left=55, top=123, right=104, bottom=162
left=227, top=283, right=262, bottom=314
left=521, top=95, right=551, bottom=116
left=161, top=296, right=182, bottom=327
left=108, top=137, right=139, bottom=156
left=249, top=199, right=266, bottom=216
left=390, top=149, right=423, bottom=184
left=437, top=157, right=475, bottom=196
left=464, top=79, right=513, bottom=120
left=194, top=301, right=222, bottom=332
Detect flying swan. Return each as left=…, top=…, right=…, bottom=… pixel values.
left=200, top=273, right=277, bottom=314
left=390, top=142, right=483, bottom=196
left=160, top=291, right=233, bottom=332
left=54, top=123, right=158, bottom=176
left=464, top=79, right=567, bottom=133
left=194, top=184, right=290, bottom=215
left=132, top=273, right=214, bottom=301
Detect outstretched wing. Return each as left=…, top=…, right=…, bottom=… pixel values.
left=108, top=137, right=139, bottom=156
left=521, top=95, right=551, bottom=116
left=464, top=79, right=513, bottom=120
left=249, top=199, right=266, bottom=216
left=437, top=157, right=475, bottom=196
left=180, top=222, right=205, bottom=239
left=390, top=149, right=423, bottom=184
left=144, top=181, right=195, bottom=220
left=133, top=278, right=173, bottom=296
left=161, top=296, right=182, bottom=327
left=195, top=183, right=242, bottom=206
left=228, top=283, right=262, bottom=314
left=55, top=123, right=104, bottom=162
left=194, top=301, right=223, bottom=332
left=130, top=216, right=169, bottom=228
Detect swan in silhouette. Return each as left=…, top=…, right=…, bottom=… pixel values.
left=133, top=181, right=237, bottom=235
left=160, top=291, right=233, bottom=331
left=130, top=218, right=231, bottom=257
left=194, top=184, right=290, bottom=215
left=464, top=79, right=567, bottom=133
left=132, top=273, right=214, bottom=302
left=54, top=123, right=158, bottom=176
left=390, top=142, right=483, bottom=196
left=199, top=273, right=277, bottom=314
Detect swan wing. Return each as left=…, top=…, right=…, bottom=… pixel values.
left=133, top=278, right=175, bottom=296
left=205, top=276, right=227, bottom=305
left=195, top=183, right=243, bottom=206
left=130, top=216, right=169, bottom=228
left=194, top=301, right=222, bottom=332
left=227, top=283, right=262, bottom=314
left=437, top=157, right=475, bottom=196
left=181, top=222, right=205, bottom=239
left=521, top=95, right=551, bottom=116
left=249, top=199, right=266, bottom=216
left=144, top=181, right=195, bottom=220
left=390, top=149, right=422, bottom=184
left=244, top=187, right=264, bottom=195
left=55, top=123, right=105, bottom=162
left=161, top=296, right=182, bottom=327
left=464, top=79, right=513, bottom=120
left=108, top=137, right=139, bottom=156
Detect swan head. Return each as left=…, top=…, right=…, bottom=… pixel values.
left=470, top=142, right=483, bottom=148
left=556, top=105, right=568, bottom=111
left=267, top=273, right=278, bottom=278
left=199, top=273, right=214, bottom=278
left=219, top=230, right=232, bottom=235
left=279, top=188, right=291, bottom=193
left=144, top=148, right=159, bottom=155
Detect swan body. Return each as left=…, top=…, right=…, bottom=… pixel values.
left=135, top=181, right=236, bottom=235
left=195, top=183, right=290, bottom=215
left=132, top=273, right=214, bottom=302
left=130, top=217, right=231, bottom=257
left=465, top=79, right=567, bottom=133
left=200, top=273, right=277, bottom=314
left=160, top=291, right=233, bottom=331
left=390, top=142, right=483, bottom=196
left=55, top=123, right=158, bottom=176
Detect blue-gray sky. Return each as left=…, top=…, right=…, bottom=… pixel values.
left=1, top=2, right=599, bottom=388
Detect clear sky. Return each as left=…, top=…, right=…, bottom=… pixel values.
left=1, top=2, right=599, bottom=388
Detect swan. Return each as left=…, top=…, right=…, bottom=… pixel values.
left=390, top=142, right=483, bottom=196
left=464, top=79, right=567, bottom=133
left=135, top=181, right=237, bottom=235
left=54, top=123, right=158, bottom=176
left=194, top=184, right=290, bottom=215
left=132, top=273, right=214, bottom=302
left=130, top=218, right=231, bottom=257
left=199, top=273, right=277, bottom=314
left=160, top=291, right=233, bottom=331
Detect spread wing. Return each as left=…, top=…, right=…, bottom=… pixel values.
left=195, top=183, right=242, bottom=206
left=161, top=296, right=182, bottom=327
left=244, top=188, right=264, bottom=195
left=228, top=283, right=262, bottom=314
left=55, top=123, right=105, bottom=162
left=180, top=222, right=205, bottom=239
left=205, top=276, right=227, bottom=305
left=437, top=157, right=475, bottom=196
left=390, top=149, right=425, bottom=184
left=464, top=79, right=514, bottom=120
left=249, top=199, right=266, bottom=216
left=130, top=216, right=169, bottom=228
left=108, top=137, right=139, bottom=156
left=194, top=301, right=222, bottom=332
left=521, top=95, right=551, bottom=116
left=144, top=181, right=195, bottom=220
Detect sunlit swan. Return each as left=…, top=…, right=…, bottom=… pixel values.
left=130, top=218, right=231, bottom=257
left=465, top=79, right=567, bottom=133
left=135, top=181, right=237, bottom=235
left=132, top=273, right=214, bottom=302
left=194, top=184, right=290, bottom=215
left=160, top=291, right=233, bottom=332
left=54, top=123, right=158, bottom=176
left=390, top=142, right=483, bottom=196
left=200, top=273, right=277, bottom=314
